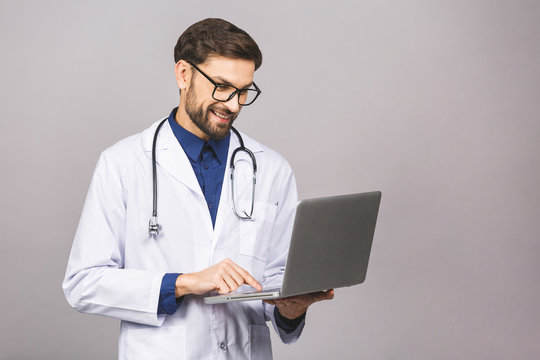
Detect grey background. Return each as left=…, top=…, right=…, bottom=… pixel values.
left=1, top=0, right=539, bottom=359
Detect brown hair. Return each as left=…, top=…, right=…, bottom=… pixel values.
left=174, top=18, right=262, bottom=70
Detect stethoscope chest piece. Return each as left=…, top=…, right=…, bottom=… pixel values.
left=149, top=216, right=160, bottom=237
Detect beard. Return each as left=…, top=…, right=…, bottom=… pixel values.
left=185, top=84, right=238, bottom=140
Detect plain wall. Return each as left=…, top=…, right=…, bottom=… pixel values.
left=1, top=0, right=539, bottom=359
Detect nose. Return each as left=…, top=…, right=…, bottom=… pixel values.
left=222, top=93, right=241, bottom=113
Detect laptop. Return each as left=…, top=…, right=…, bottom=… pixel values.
left=204, top=191, right=381, bottom=304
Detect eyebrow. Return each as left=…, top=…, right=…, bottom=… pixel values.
left=214, top=76, right=254, bottom=90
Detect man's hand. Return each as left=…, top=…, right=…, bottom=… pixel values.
left=264, top=289, right=334, bottom=319
left=175, top=258, right=262, bottom=297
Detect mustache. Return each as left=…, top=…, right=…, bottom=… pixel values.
left=208, top=105, right=236, bottom=116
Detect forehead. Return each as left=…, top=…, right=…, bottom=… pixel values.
left=199, top=55, right=255, bottom=88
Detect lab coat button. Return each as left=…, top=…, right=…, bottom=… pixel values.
left=219, top=342, right=228, bottom=351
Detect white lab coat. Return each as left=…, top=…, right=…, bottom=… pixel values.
left=63, top=119, right=303, bottom=359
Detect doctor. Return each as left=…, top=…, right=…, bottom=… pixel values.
left=63, top=18, right=333, bottom=359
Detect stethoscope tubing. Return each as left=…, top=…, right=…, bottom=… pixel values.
left=152, top=118, right=168, bottom=218
left=149, top=117, right=257, bottom=236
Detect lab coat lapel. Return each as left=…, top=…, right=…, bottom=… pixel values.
left=143, top=120, right=203, bottom=198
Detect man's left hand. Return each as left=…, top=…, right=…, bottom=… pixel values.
left=263, top=289, right=334, bottom=319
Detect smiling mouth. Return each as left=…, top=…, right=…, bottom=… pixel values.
left=210, top=109, right=234, bottom=122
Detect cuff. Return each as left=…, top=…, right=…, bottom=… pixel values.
left=274, top=307, right=306, bottom=334
left=157, top=273, right=184, bottom=315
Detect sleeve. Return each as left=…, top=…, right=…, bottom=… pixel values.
left=273, top=307, right=306, bottom=334
left=261, top=161, right=306, bottom=343
left=62, top=151, right=166, bottom=327
left=157, top=273, right=184, bottom=315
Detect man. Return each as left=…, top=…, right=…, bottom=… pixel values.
left=63, top=18, right=333, bottom=359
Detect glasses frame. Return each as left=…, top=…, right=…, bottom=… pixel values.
left=187, top=61, right=261, bottom=106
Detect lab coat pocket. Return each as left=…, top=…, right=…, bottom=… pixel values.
left=239, top=201, right=278, bottom=281
left=249, top=324, right=273, bottom=360
left=121, top=321, right=186, bottom=360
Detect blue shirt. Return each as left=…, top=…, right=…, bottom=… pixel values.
left=168, top=107, right=230, bottom=227
left=157, top=108, right=304, bottom=331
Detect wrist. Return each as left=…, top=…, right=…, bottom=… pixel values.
left=274, top=306, right=306, bottom=334
left=175, top=273, right=191, bottom=298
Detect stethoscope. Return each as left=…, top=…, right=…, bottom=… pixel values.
left=149, top=118, right=257, bottom=236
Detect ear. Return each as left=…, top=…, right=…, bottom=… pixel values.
left=175, top=60, right=191, bottom=91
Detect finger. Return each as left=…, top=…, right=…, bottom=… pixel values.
left=221, top=272, right=240, bottom=293
left=271, top=299, right=293, bottom=308
left=216, top=279, right=230, bottom=294
left=274, top=298, right=292, bottom=304
left=309, top=290, right=333, bottom=303
left=310, top=290, right=334, bottom=304
left=279, top=295, right=308, bottom=304
left=227, top=261, right=257, bottom=285
left=282, top=290, right=333, bottom=305
left=223, top=264, right=245, bottom=289
left=229, top=262, right=262, bottom=291
left=317, top=289, right=334, bottom=300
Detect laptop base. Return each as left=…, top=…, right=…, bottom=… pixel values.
left=204, top=289, right=282, bottom=304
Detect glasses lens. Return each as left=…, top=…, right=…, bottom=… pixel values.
left=238, top=89, right=259, bottom=106
left=213, top=86, right=259, bottom=105
left=213, top=85, right=235, bottom=101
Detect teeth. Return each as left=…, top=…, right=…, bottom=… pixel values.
left=212, top=110, right=230, bottom=119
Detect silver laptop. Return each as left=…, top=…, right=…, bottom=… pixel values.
left=204, top=191, right=381, bottom=304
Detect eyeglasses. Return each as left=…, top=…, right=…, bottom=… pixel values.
left=188, top=61, right=262, bottom=106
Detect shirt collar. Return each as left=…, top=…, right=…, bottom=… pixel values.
left=167, top=107, right=230, bottom=164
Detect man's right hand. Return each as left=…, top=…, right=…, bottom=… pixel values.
left=175, top=258, right=262, bottom=297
